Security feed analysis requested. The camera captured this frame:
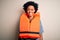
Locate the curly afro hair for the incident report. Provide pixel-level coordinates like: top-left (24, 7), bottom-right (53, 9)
top-left (23, 1), bottom-right (38, 13)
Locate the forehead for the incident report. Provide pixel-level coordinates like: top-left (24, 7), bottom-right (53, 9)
top-left (27, 5), bottom-right (35, 9)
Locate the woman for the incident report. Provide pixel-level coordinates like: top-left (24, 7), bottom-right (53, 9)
top-left (19, 1), bottom-right (44, 40)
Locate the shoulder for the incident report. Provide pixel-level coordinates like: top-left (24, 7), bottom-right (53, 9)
top-left (34, 12), bottom-right (40, 18)
top-left (35, 12), bottom-right (40, 16)
top-left (20, 13), bottom-right (27, 19)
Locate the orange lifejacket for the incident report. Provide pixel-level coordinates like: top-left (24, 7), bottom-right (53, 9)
top-left (19, 12), bottom-right (40, 38)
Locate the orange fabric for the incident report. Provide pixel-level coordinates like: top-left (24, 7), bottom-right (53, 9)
top-left (19, 34), bottom-right (40, 38)
top-left (19, 12), bottom-right (40, 38)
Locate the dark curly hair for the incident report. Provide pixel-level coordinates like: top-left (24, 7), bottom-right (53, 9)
top-left (23, 1), bottom-right (38, 13)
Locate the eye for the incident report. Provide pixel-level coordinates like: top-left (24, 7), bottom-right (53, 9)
top-left (31, 9), bottom-right (34, 11)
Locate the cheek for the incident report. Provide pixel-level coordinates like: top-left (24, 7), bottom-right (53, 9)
top-left (27, 11), bottom-right (29, 13)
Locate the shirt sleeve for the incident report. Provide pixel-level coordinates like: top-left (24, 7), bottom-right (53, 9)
top-left (39, 21), bottom-right (44, 34)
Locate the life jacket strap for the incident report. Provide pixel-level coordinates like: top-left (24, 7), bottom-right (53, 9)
top-left (20, 32), bottom-right (39, 34)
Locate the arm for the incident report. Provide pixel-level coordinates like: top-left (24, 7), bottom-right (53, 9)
top-left (39, 21), bottom-right (44, 40)
top-left (39, 34), bottom-right (43, 40)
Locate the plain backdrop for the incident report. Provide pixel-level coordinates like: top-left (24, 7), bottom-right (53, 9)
top-left (0, 0), bottom-right (60, 40)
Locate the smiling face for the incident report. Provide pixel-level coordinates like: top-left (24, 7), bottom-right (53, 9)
top-left (27, 5), bottom-right (35, 17)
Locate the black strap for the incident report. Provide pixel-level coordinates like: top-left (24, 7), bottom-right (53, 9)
top-left (20, 32), bottom-right (39, 34)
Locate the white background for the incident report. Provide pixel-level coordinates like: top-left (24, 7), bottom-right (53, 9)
top-left (0, 0), bottom-right (60, 40)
